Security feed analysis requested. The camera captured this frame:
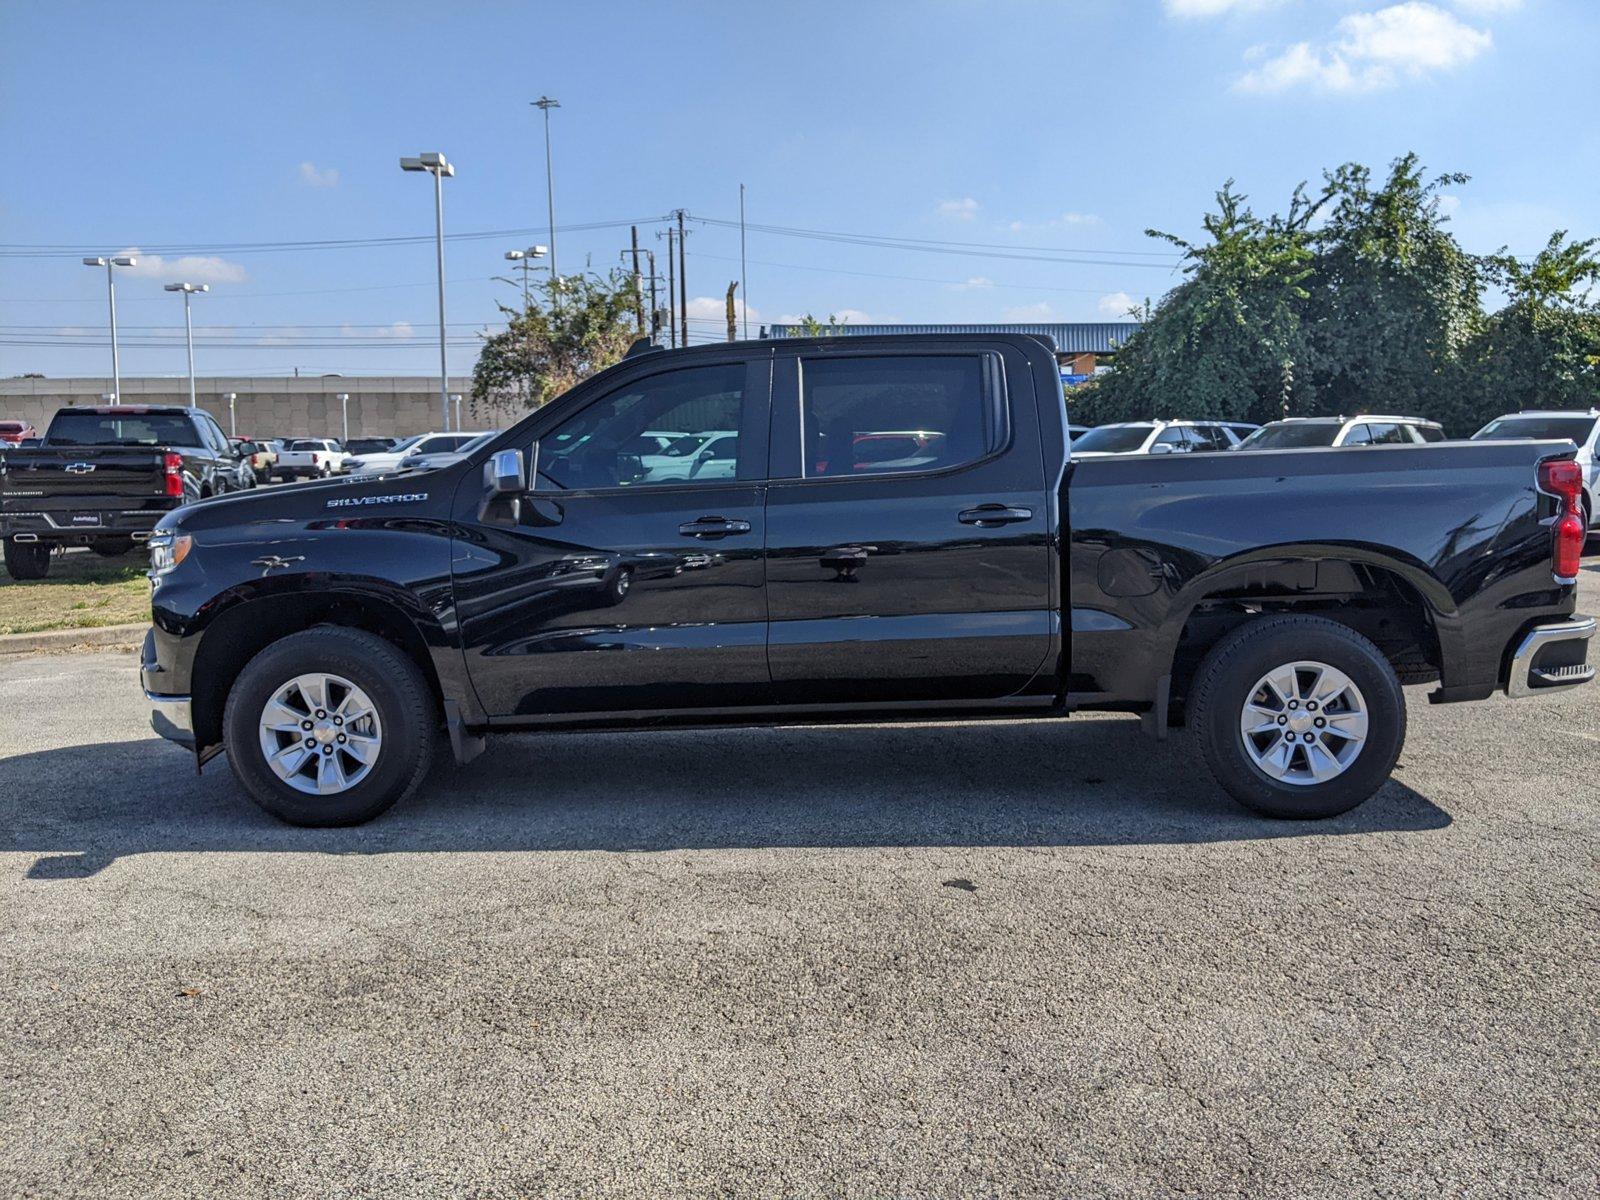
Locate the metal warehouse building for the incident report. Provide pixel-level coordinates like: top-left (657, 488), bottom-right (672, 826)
top-left (760, 321), bottom-right (1143, 383)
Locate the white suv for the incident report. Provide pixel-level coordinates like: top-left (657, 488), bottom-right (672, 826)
top-left (1472, 410), bottom-right (1599, 530)
top-left (1235, 415), bottom-right (1446, 451)
top-left (1071, 420), bottom-right (1259, 457)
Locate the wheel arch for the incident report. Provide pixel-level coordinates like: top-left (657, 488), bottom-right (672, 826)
top-left (1157, 546), bottom-right (1457, 720)
top-left (189, 587), bottom-right (445, 752)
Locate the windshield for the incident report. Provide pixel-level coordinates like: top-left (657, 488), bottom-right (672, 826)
top-left (1472, 416), bottom-right (1598, 444)
top-left (1237, 423), bottom-right (1341, 449)
top-left (287, 440), bottom-right (328, 451)
top-left (1072, 425), bottom-right (1154, 454)
top-left (46, 412), bottom-right (199, 447)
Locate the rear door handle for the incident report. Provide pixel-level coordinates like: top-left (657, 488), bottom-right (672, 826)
top-left (958, 504), bottom-right (1033, 527)
top-left (678, 516), bottom-right (751, 539)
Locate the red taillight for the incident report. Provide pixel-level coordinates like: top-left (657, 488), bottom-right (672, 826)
top-left (163, 452), bottom-right (184, 498)
top-left (1538, 459), bottom-right (1584, 583)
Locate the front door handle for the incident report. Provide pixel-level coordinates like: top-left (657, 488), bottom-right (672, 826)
top-left (958, 504), bottom-right (1033, 527)
top-left (678, 516), bottom-right (751, 539)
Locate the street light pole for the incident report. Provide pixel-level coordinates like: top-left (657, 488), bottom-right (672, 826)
top-left (337, 393), bottom-right (350, 443)
top-left (164, 282), bottom-right (209, 409)
top-left (532, 97), bottom-right (560, 285)
top-left (224, 392), bottom-right (237, 437)
top-left (82, 256), bottom-right (137, 399)
top-left (400, 152), bottom-right (455, 432)
top-left (451, 393), bottom-right (463, 433)
top-left (502, 246), bottom-right (548, 309)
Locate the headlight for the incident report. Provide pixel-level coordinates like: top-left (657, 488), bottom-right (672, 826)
top-left (346, 458), bottom-right (366, 470)
top-left (148, 531), bottom-right (193, 578)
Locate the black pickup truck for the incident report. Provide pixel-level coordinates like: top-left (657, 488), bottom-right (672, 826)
top-left (139, 335), bottom-right (1594, 827)
top-left (1, 404), bottom-right (245, 578)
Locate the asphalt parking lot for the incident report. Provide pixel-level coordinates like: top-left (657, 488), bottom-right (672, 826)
top-left (2, 560), bottom-right (1597, 1198)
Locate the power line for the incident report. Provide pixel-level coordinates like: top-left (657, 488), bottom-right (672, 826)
top-left (0, 217), bottom-right (671, 260)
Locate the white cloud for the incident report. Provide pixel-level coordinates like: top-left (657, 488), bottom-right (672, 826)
top-left (1436, 193), bottom-right (1462, 216)
top-left (1006, 212), bottom-right (1103, 233)
top-left (1098, 292), bottom-right (1141, 318)
top-left (951, 276), bottom-right (995, 291)
top-left (1235, 3), bottom-right (1494, 94)
top-left (120, 248), bottom-right (248, 285)
top-left (1449, 0), bottom-right (1521, 13)
top-left (1166, 0), bottom-right (1283, 17)
top-left (936, 197), bottom-right (980, 221)
top-left (1002, 301), bottom-right (1055, 322)
top-left (298, 161), bottom-right (340, 188)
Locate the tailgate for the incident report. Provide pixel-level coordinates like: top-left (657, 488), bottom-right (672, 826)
top-left (0, 446), bottom-right (169, 513)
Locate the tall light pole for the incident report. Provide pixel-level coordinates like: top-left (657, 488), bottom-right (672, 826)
top-left (82, 256), bottom-right (137, 399)
top-left (163, 282), bottom-right (209, 409)
top-left (451, 393), bottom-right (463, 433)
top-left (224, 392), bottom-right (237, 436)
top-left (337, 393), bottom-right (350, 443)
top-left (739, 184), bottom-right (749, 339)
top-left (502, 246), bottom-right (548, 308)
top-left (400, 151), bottom-right (455, 432)
top-left (532, 97), bottom-right (560, 286)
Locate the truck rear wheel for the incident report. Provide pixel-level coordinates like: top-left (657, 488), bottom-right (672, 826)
top-left (222, 626), bottom-right (437, 826)
top-left (1188, 615), bottom-right (1405, 820)
top-left (4, 538), bottom-right (51, 580)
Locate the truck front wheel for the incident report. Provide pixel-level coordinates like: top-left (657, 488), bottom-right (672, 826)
top-left (222, 626), bottom-right (437, 826)
top-left (1188, 615), bottom-right (1405, 820)
top-left (3, 538), bottom-right (51, 580)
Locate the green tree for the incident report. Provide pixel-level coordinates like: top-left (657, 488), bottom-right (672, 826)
top-left (1466, 231), bottom-right (1600, 424)
top-left (1299, 154), bottom-right (1484, 430)
top-left (1081, 181), bottom-right (1325, 426)
top-left (790, 313), bottom-right (852, 336)
top-left (472, 270), bottom-right (639, 414)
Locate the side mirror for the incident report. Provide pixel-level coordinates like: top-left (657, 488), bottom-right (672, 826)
top-left (484, 448), bottom-right (526, 495)
top-left (1149, 442), bottom-right (1175, 455)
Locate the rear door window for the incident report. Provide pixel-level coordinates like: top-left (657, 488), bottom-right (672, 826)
top-left (799, 355), bottom-right (999, 478)
top-left (1340, 424), bottom-right (1374, 446)
top-left (1365, 423), bottom-right (1409, 444)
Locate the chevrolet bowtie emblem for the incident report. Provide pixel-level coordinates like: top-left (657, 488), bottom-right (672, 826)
top-left (65, 462), bottom-right (96, 475)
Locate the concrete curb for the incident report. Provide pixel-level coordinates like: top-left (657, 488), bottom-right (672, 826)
top-left (0, 622), bottom-right (145, 656)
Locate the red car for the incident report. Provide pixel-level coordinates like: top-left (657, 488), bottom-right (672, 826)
top-left (0, 420), bottom-right (38, 445)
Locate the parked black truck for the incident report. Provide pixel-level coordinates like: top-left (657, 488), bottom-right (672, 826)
top-left (1, 404), bottom-right (246, 578)
top-left (140, 335), bottom-right (1594, 826)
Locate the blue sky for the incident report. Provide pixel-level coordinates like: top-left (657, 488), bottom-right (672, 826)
top-left (2, 0), bottom-right (1595, 378)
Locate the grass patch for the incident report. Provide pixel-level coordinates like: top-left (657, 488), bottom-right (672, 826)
top-left (0, 550), bottom-right (149, 636)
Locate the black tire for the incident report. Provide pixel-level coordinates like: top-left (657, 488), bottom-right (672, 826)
top-left (223, 626), bottom-right (438, 826)
top-left (1189, 615), bottom-right (1405, 820)
top-left (3, 538), bottom-right (51, 580)
top-left (605, 566), bottom-right (633, 606)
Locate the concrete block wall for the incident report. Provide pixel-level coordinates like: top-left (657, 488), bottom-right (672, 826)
top-left (0, 376), bottom-right (505, 440)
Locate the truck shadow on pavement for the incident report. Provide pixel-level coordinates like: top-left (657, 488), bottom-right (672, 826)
top-left (4, 719), bottom-right (1451, 879)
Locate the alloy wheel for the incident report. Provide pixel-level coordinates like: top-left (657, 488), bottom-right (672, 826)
top-left (1238, 660), bottom-right (1369, 786)
top-left (257, 672), bottom-right (383, 795)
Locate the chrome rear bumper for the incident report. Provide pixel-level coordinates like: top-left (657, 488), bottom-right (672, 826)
top-left (1505, 616), bottom-right (1596, 699)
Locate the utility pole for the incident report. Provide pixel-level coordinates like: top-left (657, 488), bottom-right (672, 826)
top-left (739, 184), bottom-right (749, 339)
top-left (675, 209), bottom-right (689, 348)
top-left (629, 226), bottom-right (644, 334)
top-left (725, 282), bottom-right (738, 342)
top-left (659, 226), bottom-right (677, 348)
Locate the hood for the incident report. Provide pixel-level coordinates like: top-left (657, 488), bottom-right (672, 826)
top-left (155, 469), bottom-right (454, 534)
